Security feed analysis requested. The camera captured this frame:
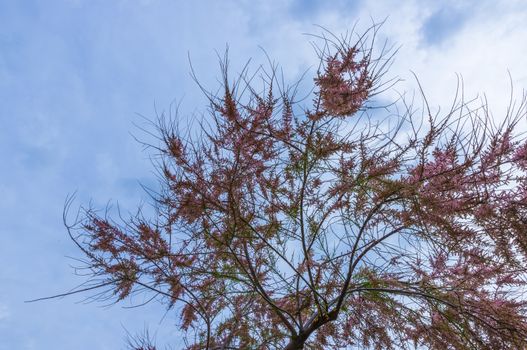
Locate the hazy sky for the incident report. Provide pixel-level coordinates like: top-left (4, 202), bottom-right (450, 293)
top-left (1, 1), bottom-right (527, 349)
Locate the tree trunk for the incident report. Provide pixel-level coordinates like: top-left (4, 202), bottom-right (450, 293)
top-left (284, 334), bottom-right (308, 350)
top-left (284, 310), bottom-right (338, 349)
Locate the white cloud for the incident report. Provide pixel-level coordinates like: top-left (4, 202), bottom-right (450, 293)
top-left (278, 0), bottom-right (527, 127)
top-left (191, 0), bottom-right (527, 125)
top-left (0, 304), bottom-right (10, 322)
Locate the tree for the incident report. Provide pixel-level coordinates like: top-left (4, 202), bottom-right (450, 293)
top-left (64, 25), bottom-right (527, 349)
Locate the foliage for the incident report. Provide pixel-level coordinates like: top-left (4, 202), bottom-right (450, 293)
top-left (65, 25), bottom-right (527, 349)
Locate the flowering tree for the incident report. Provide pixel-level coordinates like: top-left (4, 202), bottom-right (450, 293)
top-left (65, 26), bottom-right (527, 349)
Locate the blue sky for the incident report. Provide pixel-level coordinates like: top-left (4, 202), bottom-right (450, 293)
top-left (1, 1), bottom-right (527, 349)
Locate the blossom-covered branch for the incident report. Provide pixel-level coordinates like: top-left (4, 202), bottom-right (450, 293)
top-left (64, 23), bottom-right (527, 349)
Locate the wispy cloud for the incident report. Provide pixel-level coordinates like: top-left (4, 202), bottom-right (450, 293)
top-left (0, 304), bottom-right (9, 322)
